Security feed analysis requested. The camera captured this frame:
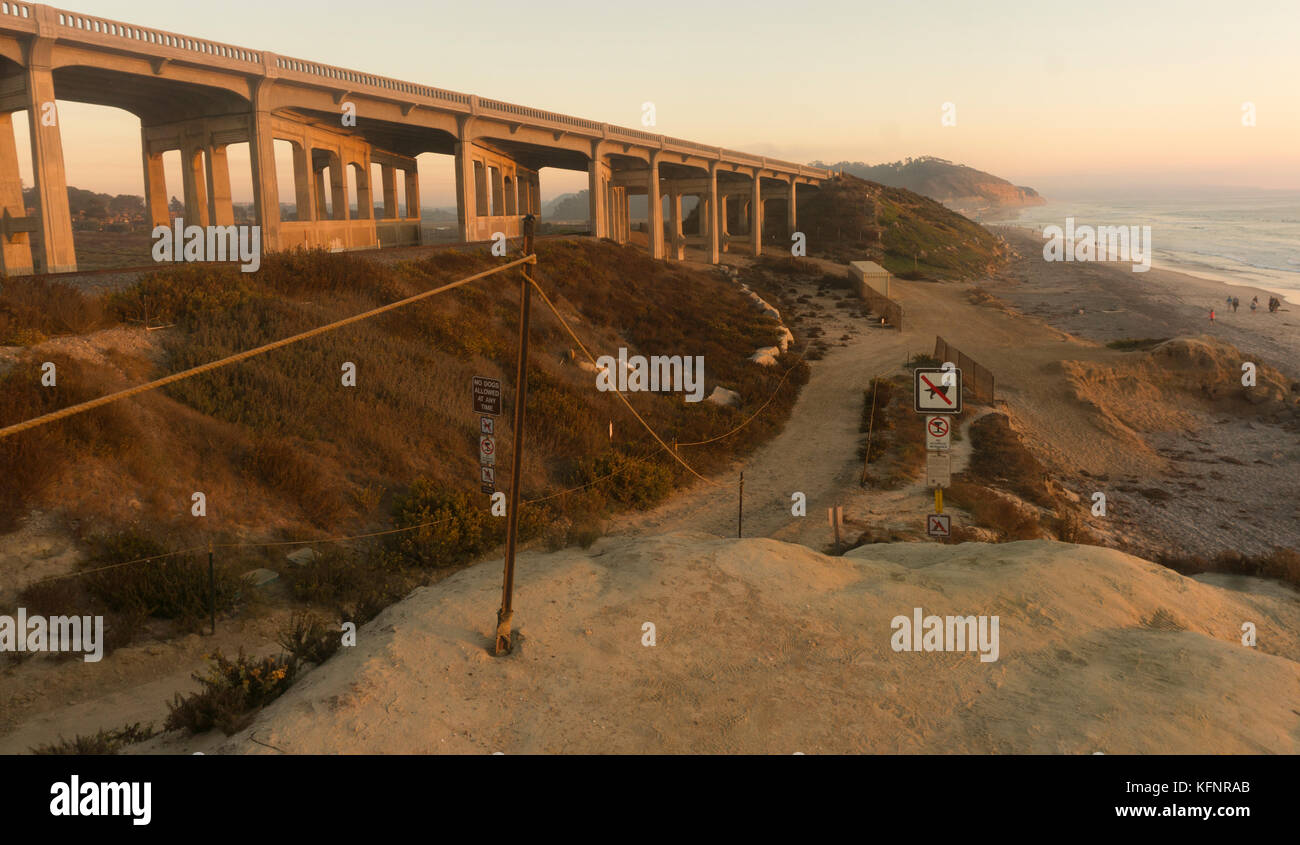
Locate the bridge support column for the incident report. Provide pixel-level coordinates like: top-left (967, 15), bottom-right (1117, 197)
top-left (24, 61), bottom-right (76, 273)
top-left (453, 127), bottom-right (476, 241)
top-left (354, 165), bottom-right (372, 220)
top-left (404, 166), bottom-right (420, 222)
top-left (588, 153), bottom-right (609, 239)
top-left (292, 143), bottom-right (316, 222)
top-left (647, 151), bottom-right (663, 259)
top-left (381, 165), bottom-right (397, 219)
top-left (142, 144), bottom-right (168, 229)
top-left (787, 180), bottom-right (798, 234)
top-left (206, 145), bottom-right (234, 227)
top-left (249, 83), bottom-right (281, 250)
top-left (707, 163), bottom-right (720, 264)
top-left (327, 154), bottom-right (347, 220)
top-left (182, 148), bottom-right (210, 227)
top-left (751, 171), bottom-right (763, 257)
top-left (0, 112), bottom-right (33, 276)
top-left (313, 167), bottom-right (329, 219)
top-left (667, 190), bottom-right (684, 260)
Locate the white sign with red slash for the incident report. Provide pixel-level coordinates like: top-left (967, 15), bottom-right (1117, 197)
top-left (914, 367), bottom-right (962, 414)
top-left (926, 415), bottom-right (951, 451)
top-left (926, 514), bottom-right (951, 537)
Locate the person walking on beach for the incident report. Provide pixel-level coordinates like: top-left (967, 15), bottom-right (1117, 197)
top-left (1210, 308), bottom-right (1216, 324)
top-left (1251, 295), bottom-right (1259, 312)
top-left (1232, 296), bottom-right (1240, 312)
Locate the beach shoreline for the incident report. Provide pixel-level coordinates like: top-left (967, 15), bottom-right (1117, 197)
top-left (989, 227), bottom-right (1300, 378)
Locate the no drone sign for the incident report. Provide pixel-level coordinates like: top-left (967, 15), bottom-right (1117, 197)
top-left (914, 367), bottom-right (962, 414)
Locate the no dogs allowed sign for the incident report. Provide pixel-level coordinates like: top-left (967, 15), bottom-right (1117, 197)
top-left (914, 367), bottom-right (962, 414)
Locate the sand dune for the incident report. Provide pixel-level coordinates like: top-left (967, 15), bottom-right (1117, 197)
top-left (147, 533), bottom-right (1300, 755)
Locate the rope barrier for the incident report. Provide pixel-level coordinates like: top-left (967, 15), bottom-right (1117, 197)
top-left (0, 255), bottom-right (536, 441)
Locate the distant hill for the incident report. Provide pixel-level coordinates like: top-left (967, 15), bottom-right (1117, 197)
top-left (793, 173), bottom-right (1008, 278)
top-left (543, 191), bottom-right (590, 222)
top-left (811, 156), bottom-right (1045, 216)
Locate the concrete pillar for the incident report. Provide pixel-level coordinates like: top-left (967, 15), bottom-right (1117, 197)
top-left (249, 82), bottom-right (282, 250)
top-left (141, 140), bottom-right (168, 229)
top-left (617, 187), bottom-right (628, 243)
top-left (182, 148), bottom-right (210, 227)
top-left (0, 111), bottom-right (33, 275)
top-left (353, 164), bottom-right (372, 220)
top-left (588, 153), bottom-right (608, 239)
top-left (787, 180), bottom-right (798, 234)
top-left (329, 155), bottom-right (348, 221)
top-left (380, 165), bottom-right (397, 219)
top-left (647, 151), bottom-right (663, 259)
top-left (205, 144), bottom-right (234, 226)
top-left (707, 164), bottom-right (720, 264)
top-left (292, 142), bottom-right (315, 222)
top-left (453, 138), bottom-right (476, 240)
top-left (314, 167), bottom-right (328, 219)
top-left (668, 190), bottom-right (684, 260)
top-left (751, 171), bottom-right (763, 257)
top-left (404, 167), bottom-right (420, 221)
top-left (24, 59), bottom-right (76, 272)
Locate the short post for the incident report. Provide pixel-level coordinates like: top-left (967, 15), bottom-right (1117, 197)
top-left (737, 472), bottom-right (744, 538)
top-left (496, 214), bottom-right (536, 656)
top-left (208, 542), bottom-right (215, 636)
top-left (935, 487), bottom-right (943, 514)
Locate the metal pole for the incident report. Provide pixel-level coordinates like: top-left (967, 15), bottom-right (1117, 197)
top-left (737, 472), bottom-right (744, 538)
top-left (208, 542), bottom-right (215, 635)
top-left (496, 214), bottom-right (536, 656)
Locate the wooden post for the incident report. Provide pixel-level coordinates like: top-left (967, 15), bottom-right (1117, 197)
top-left (496, 214), bottom-right (536, 656)
top-left (208, 542), bottom-right (215, 636)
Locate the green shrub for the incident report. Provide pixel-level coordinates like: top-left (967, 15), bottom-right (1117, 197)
top-left (277, 611), bottom-right (341, 667)
top-left (30, 723), bottom-right (156, 755)
top-left (164, 650), bottom-right (296, 736)
top-left (80, 532), bottom-right (241, 627)
top-left (388, 481), bottom-right (499, 567)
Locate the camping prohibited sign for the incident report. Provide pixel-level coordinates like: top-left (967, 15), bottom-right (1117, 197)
top-left (926, 514), bottom-right (951, 537)
top-left (914, 367), bottom-right (962, 414)
top-left (472, 376), bottom-right (502, 416)
top-left (925, 415), bottom-right (951, 451)
top-left (480, 466), bottom-right (496, 495)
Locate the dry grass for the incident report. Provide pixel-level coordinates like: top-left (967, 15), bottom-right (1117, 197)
top-left (1, 242), bottom-right (810, 667)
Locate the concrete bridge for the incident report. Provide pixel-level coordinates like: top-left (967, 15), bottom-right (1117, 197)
top-left (0, 3), bottom-right (829, 275)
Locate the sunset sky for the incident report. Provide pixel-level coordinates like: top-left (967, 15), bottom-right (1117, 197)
top-left (13, 0), bottom-right (1300, 205)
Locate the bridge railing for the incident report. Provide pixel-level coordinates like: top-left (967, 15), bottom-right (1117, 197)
top-left (50, 6), bottom-right (262, 64)
top-left (0, 4), bottom-right (32, 21)
top-left (273, 55), bottom-right (471, 106)
top-left (477, 97), bottom-right (602, 131)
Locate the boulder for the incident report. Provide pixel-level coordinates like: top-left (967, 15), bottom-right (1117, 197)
top-left (286, 548), bottom-right (319, 567)
top-left (242, 568), bottom-right (280, 587)
top-left (707, 386), bottom-right (742, 407)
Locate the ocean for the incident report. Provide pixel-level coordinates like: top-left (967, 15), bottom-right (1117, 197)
top-left (994, 192), bottom-right (1300, 301)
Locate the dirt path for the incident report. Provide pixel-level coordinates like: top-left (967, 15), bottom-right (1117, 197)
top-left (614, 256), bottom-right (1127, 548)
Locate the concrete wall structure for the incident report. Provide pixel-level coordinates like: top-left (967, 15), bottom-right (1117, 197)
top-left (0, 4), bottom-right (829, 275)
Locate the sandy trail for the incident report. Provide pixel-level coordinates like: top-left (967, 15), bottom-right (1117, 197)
top-left (615, 254), bottom-right (1130, 549)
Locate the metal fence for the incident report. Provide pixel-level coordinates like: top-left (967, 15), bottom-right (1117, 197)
top-left (933, 336), bottom-right (995, 403)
